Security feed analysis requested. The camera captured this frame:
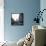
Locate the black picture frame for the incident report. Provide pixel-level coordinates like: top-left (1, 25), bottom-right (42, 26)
top-left (11, 13), bottom-right (24, 25)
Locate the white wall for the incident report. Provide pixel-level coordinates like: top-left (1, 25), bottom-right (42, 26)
top-left (0, 0), bottom-right (4, 42)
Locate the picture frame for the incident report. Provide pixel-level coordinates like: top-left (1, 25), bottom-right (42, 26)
top-left (11, 13), bottom-right (24, 25)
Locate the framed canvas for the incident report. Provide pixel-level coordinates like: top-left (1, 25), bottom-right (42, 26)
top-left (11, 13), bottom-right (24, 25)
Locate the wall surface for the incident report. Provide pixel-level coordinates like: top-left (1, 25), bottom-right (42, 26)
top-left (0, 0), bottom-right (4, 42)
top-left (40, 0), bottom-right (46, 27)
top-left (4, 0), bottom-right (40, 42)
